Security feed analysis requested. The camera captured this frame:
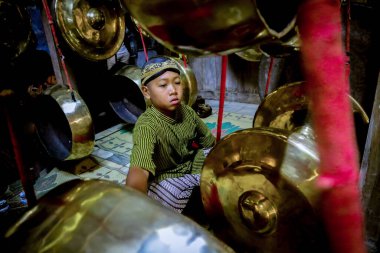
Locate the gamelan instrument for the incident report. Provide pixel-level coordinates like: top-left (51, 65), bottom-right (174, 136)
top-left (120, 0), bottom-right (300, 56)
top-left (33, 84), bottom-right (95, 160)
top-left (5, 179), bottom-right (235, 253)
top-left (53, 0), bottom-right (125, 61)
top-left (253, 81), bottom-right (369, 131)
top-left (201, 127), bottom-right (329, 253)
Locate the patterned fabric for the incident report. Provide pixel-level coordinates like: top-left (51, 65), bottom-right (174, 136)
top-left (141, 58), bottom-right (179, 85)
top-left (130, 104), bottom-right (215, 182)
top-left (148, 174), bottom-right (200, 213)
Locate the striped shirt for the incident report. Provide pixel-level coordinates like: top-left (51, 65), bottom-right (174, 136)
top-left (130, 103), bottom-right (215, 182)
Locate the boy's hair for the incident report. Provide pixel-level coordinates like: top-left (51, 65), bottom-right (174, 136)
top-left (141, 56), bottom-right (180, 86)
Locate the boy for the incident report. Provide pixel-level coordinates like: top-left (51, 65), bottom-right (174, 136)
top-left (126, 56), bottom-right (215, 214)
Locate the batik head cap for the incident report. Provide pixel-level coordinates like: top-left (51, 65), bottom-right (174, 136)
top-left (141, 57), bottom-right (180, 85)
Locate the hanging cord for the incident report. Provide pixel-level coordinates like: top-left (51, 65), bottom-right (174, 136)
top-left (264, 56), bottom-right (274, 97)
top-left (216, 55), bottom-right (228, 142)
top-left (41, 0), bottom-right (74, 92)
top-left (138, 25), bottom-right (149, 62)
top-left (182, 54), bottom-right (187, 68)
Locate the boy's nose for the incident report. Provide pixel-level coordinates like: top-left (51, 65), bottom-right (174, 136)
top-left (169, 84), bottom-right (177, 95)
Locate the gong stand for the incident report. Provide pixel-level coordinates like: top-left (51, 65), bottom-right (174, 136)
top-left (216, 56), bottom-right (227, 142)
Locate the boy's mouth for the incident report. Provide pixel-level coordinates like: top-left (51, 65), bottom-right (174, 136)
top-left (170, 98), bottom-right (180, 105)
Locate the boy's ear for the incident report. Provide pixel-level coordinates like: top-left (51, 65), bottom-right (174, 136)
top-left (141, 85), bottom-right (150, 99)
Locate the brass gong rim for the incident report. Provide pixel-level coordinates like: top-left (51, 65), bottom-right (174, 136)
top-left (54, 0), bottom-right (125, 61)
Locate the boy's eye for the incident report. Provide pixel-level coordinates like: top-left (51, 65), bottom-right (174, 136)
top-left (159, 83), bottom-right (167, 87)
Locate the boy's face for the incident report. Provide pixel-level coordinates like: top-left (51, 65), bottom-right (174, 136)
top-left (142, 70), bottom-right (183, 117)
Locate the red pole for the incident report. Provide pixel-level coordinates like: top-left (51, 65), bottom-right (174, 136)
top-left (216, 56), bottom-right (227, 142)
top-left (3, 103), bottom-right (37, 207)
top-left (264, 56), bottom-right (274, 96)
top-left (298, 0), bottom-right (366, 253)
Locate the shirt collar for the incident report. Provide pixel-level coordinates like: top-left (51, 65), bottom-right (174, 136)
top-left (151, 104), bottom-right (183, 125)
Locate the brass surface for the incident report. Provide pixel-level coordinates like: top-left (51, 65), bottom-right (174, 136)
top-left (235, 26), bottom-right (300, 62)
top-left (34, 85), bottom-right (95, 160)
top-left (115, 64), bottom-right (142, 87)
top-left (5, 179), bottom-right (234, 253)
top-left (121, 0), bottom-right (299, 55)
top-left (235, 44), bottom-right (263, 62)
top-left (54, 0), bottom-right (125, 61)
top-left (0, 0), bottom-right (33, 61)
top-left (201, 127), bottom-right (326, 252)
top-left (253, 81), bottom-right (369, 131)
top-left (172, 56), bottom-right (198, 106)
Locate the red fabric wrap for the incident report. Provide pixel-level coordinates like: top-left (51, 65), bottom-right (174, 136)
top-left (298, 0), bottom-right (366, 252)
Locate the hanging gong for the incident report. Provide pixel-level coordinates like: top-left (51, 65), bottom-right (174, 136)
top-left (253, 81), bottom-right (369, 131)
top-left (0, 0), bottom-right (34, 62)
top-left (110, 65), bottom-right (146, 124)
top-left (120, 0), bottom-right (300, 56)
top-left (54, 0), bottom-right (125, 61)
top-left (33, 84), bottom-right (95, 161)
top-left (5, 179), bottom-right (235, 253)
top-left (201, 128), bottom-right (329, 253)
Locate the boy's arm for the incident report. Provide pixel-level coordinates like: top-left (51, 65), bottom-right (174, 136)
top-left (126, 166), bottom-right (149, 193)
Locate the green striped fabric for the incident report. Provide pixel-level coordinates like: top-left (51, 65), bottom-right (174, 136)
top-left (130, 103), bottom-right (215, 182)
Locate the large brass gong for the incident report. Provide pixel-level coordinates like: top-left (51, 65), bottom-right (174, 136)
top-left (33, 85), bottom-right (95, 160)
top-left (121, 0), bottom-right (300, 55)
top-left (5, 179), bottom-right (234, 253)
top-left (253, 81), bottom-right (369, 131)
top-left (54, 0), bottom-right (125, 61)
top-left (201, 127), bottom-right (328, 253)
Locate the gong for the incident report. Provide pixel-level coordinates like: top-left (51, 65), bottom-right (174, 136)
top-left (121, 0), bottom-right (300, 55)
top-left (5, 179), bottom-right (235, 253)
top-left (33, 84), bottom-right (95, 161)
top-left (201, 127), bottom-right (329, 253)
top-left (54, 0), bottom-right (125, 61)
top-left (110, 65), bottom-right (146, 124)
top-left (253, 81), bottom-right (369, 131)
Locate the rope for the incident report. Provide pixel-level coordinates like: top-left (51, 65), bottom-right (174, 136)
top-left (41, 0), bottom-right (74, 91)
top-left (216, 55), bottom-right (228, 142)
top-left (138, 25), bottom-right (149, 62)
